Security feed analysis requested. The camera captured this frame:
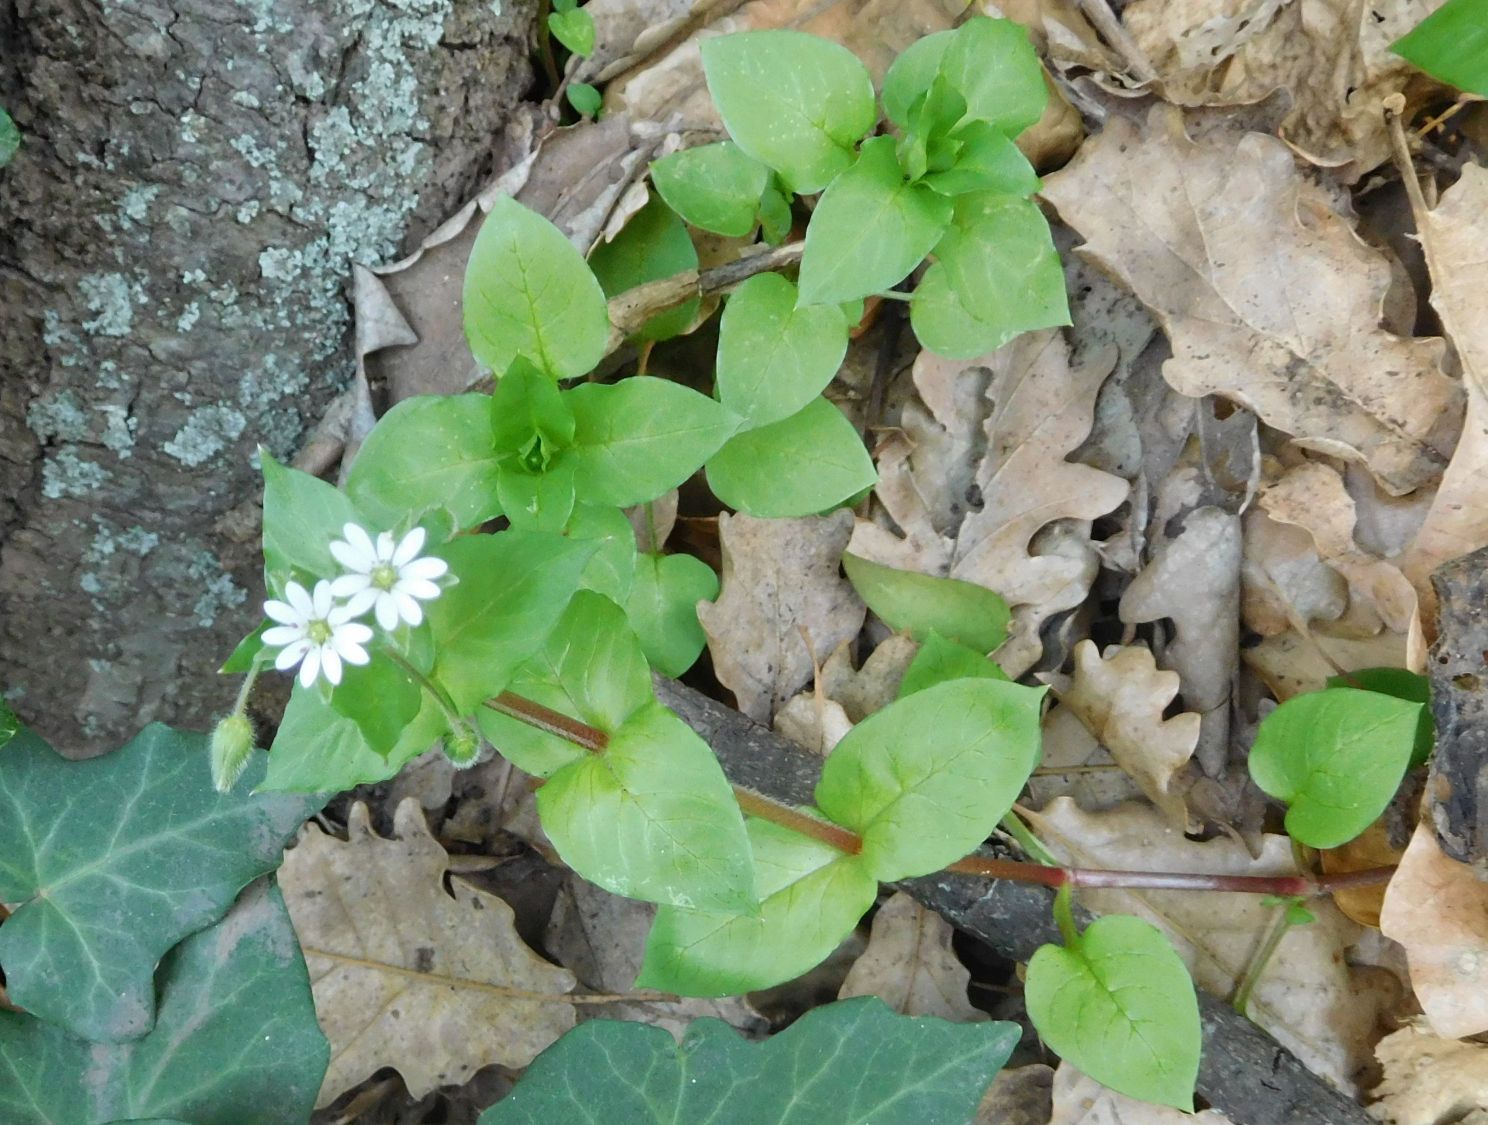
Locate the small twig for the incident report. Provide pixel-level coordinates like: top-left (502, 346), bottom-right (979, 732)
top-left (1074, 0), bottom-right (1159, 85)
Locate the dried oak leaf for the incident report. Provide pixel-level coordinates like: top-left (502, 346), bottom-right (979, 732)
top-left (1022, 798), bottom-right (1396, 1091)
top-left (699, 510), bottom-right (866, 723)
top-left (1400, 165), bottom-right (1488, 631)
top-left (1120, 0), bottom-right (1446, 180)
top-left (1371, 1023), bottom-right (1488, 1125)
top-left (1054, 640), bottom-right (1200, 829)
top-left (280, 800), bottom-right (577, 1108)
top-left (837, 891), bottom-right (985, 1022)
top-left (1380, 821), bottom-right (1488, 1040)
top-left (1041, 107), bottom-right (1458, 496)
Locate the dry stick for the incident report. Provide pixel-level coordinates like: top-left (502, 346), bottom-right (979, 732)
top-left (650, 677), bottom-right (1375, 1125)
top-left (486, 689), bottom-right (1391, 900)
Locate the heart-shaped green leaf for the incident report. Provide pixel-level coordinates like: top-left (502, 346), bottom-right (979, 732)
top-left (650, 142), bottom-right (771, 238)
top-left (624, 551), bottom-right (718, 677)
top-left (0, 726), bottom-right (321, 1042)
top-left (547, 5), bottom-right (594, 56)
top-left (638, 817), bottom-right (876, 996)
top-left (479, 995), bottom-right (1018, 1124)
top-left (881, 18), bottom-right (1046, 136)
top-left (1248, 686), bottom-right (1421, 848)
top-left (1392, 0), bottom-right (1488, 97)
top-left (843, 552), bottom-right (1010, 653)
top-left (1025, 914), bottom-right (1201, 1111)
top-left (0, 880), bottom-right (328, 1125)
top-left (815, 678), bottom-right (1044, 881)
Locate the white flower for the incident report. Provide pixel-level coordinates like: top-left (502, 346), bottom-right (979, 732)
top-left (262, 580), bottom-right (373, 688)
top-left (328, 523), bottom-right (449, 631)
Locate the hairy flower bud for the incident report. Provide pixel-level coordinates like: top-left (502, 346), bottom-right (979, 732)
top-left (210, 713), bottom-right (256, 793)
top-left (444, 724), bottom-right (481, 768)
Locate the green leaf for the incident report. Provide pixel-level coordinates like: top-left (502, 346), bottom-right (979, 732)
top-left (1326, 667), bottom-right (1434, 767)
top-left (548, 5), bottom-right (595, 56)
top-left (882, 18), bottom-right (1047, 136)
top-left (538, 700), bottom-right (755, 912)
top-left (898, 632), bottom-right (1008, 699)
top-left (261, 451), bottom-right (361, 580)
top-left (1248, 687), bottom-right (1421, 848)
top-left (1392, 0), bottom-right (1488, 96)
top-left (815, 678), bottom-right (1044, 881)
top-left (261, 683), bottom-right (447, 793)
top-left (637, 817), bottom-right (877, 996)
top-left (491, 355), bottom-right (576, 459)
top-left (428, 531), bottom-right (597, 713)
top-left (923, 123), bottom-right (1040, 197)
top-left (797, 137), bottom-right (953, 306)
top-left (330, 653), bottom-right (423, 756)
top-left (463, 195), bottom-right (611, 380)
top-left (0, 881), bottom-right (327, 1125)
top-left (842, 552), bottom-right (1010, 652)
top-left (911, 192), bottom-right (1069, 359)
top-left (479, 995), bottom-right (1018, 1125)
top-left (706, 397), bottom-right (875, 518)
top-left (565, 377), bottom-right (739, 507)
top-left (650, 142), bottom-right (770, 238)
top-left (478, 590), bottom-right (653, 778)
top-left (588, 195), bottom-right (700, 342)
top-left (625, 551), bottom-right (719, 677)
top-left (0, 698), bottom-right (18, 750)
top-left (0, 725), bottom-right (321, 1042)
top-left (567, 502), bottom-right (639, 603)
top-left (716, 273), bottom-right (850, 429)
top-left (220, 619), bottom-right (269, 673)
top-left (497, 459), bottom-right (577, 532)
top-left (0, 108), bottom-right (18, 168)
top-left (1025, 915), bottom-right (1201, 1111)
top-left (758, 182), bottom-right (794, 244)
top-left (567, 81), bottom-right (603, 118)
top-left (347, 394), bottom-right (503, 533)
top-left (700, 30), bottom-right (876, 193)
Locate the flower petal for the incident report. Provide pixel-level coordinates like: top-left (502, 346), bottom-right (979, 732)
top-left (275, 639), bottom-right (311, 670)
top-left (311, 580), bottom-right (335, 618)
top-left (330, 573), bottom-right (372, 598)
top-left (336, 622), bottom-right (374, 645)
top-left (331, 589), bottom-right (377, 623)
top-left (264, 598), bottom-right (300, 625)
top-left (392, 526), bottom-right (427, 567)
top-left (334, 633), bottom-right (370, 664)
top-left (284, 582), bottom-right (314, 618)
top-left (343, 523), bottom-right (377, 562)
top-left (330, 539), bottom-right (373, 573)
top-left (376, 531), bottom-right (396, 561)
top-left (299, 648), bottom-right (321, 688)
top-left (399, 578), bottom-right (443, 602)
top-left (401, 556), bottom-right (448, 581)
top-left (395, 591), bottom-right (424, 627)
top-left (375, 592), bottom-right (401, 632)
top-left (321, 647), bottom-right (343, 686)
top-left (262, 625), bottom-right (306, 647)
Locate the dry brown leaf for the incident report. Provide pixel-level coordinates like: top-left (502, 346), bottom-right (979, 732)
top-left (1241, 507), bottom-right (1349, 637)
top-left (1120, 0), bottom-right (1444, 180)
top-left (1243, 626), bottom-right (1408, 702)
top-left (852, 330), bottom-right (1128, 677)
top-left (1321, 819), bottom-right (1404, 929)
top-left (837, 891), bottom-right (985, 1021)
top-left (1042, 108), bottom-right (1458, 496)
top-left (1399, 166), bottom-right (1488, 630)
top-left (1261, 461), bottom-right (1418, 638)
top-left (1023, 798), bottom-right (1394, 1090)
top-left (1048, 1060), bottom-right (1235, 1123)
top-left (976, 1064), bottom-right (1055, 1125)
top-left (1029, 704), bottom-right (1146, 812)
top-left (698, 510), bottom-right (865, 722)
top-left (1120, 506), bottom-right (1240, 774)
top-left (1055, 640), bottom-right (1200, 828)
top-left (545, 874), bottom-right (766, 1038)
top-left (819, 633), bottom-right (919, 721)
top-left (280, 801), bottom-right (577, 1107)
top-left (773, 691), bottom-right (854, 756)
top-left (1371, 1023), bottom-right (1488, 1125)
top-left (1380, 821), bottom-right (1488, 1040)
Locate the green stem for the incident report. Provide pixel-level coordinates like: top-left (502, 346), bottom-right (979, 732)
top-left (1001, 809), bottom-right (1059, 865)
top-left (382, 647), bottom-right (469, 737)
top-left (1052, 883), bottom-right (1080, 947)
top-left (232, 657), bottom-right (265, 716)
top-left (1231, 897), bottom-right (1302, 1016)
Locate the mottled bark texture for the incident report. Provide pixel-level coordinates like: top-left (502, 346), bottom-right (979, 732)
top-left (0, 0), bottom-right (537, 752)
top-left (1428, 547), bottom-right (1488, 871)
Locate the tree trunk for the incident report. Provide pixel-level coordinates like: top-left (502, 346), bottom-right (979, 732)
top-left (0, 0), bottom-right (538, 752)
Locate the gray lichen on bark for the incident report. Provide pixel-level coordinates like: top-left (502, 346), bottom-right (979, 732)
top-left (0, 0), bottom-right (537, 751)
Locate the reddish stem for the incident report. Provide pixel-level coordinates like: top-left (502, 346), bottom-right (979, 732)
top-left (486, 690), bottom-right (1398, 898)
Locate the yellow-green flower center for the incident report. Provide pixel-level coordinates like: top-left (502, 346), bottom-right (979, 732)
top-left (372, 563), bottom-right (399, 591)
top-left (307, 619), bottom-right (333, 645)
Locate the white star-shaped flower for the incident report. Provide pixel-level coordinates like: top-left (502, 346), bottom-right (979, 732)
top-left (263, 579), bottom-right (373, 688)
top-left (328, 523), bottom-right (449, 631)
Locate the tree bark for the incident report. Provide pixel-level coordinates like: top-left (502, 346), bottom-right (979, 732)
top-left (0, 0), bottom-right (537, 752)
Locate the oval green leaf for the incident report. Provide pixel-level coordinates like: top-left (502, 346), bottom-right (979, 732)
top-left (1248, 686), bottom-right (1421, 848)
top-left (842, 552), bottom-right (1010, 653)
top-left (897, 632), bottom-right (1008, 699)
top-left (588, 195), bottom-right (700, 342)
top-left (261, 451), bottom-right (361, 582)
top-left (463, 195), bottom-right (610, 380)
top-left (624, 551), bottom-right (719, 677)
top-left (705, 397), bottom-right (874, 518)
top-left (1025, 915), bottom-right (1201, 1112)
top-left (651, 142), bottom-right (771, 238)
top-left (814, 678), bottom-right (1044, 881)
top-left (700, 30), bottom-right (876, 193)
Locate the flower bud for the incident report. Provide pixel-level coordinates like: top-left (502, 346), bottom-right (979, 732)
top-left (210, 713), bottom-right (256, 793)
top-left (444, 724), bottom-right (481, 768)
